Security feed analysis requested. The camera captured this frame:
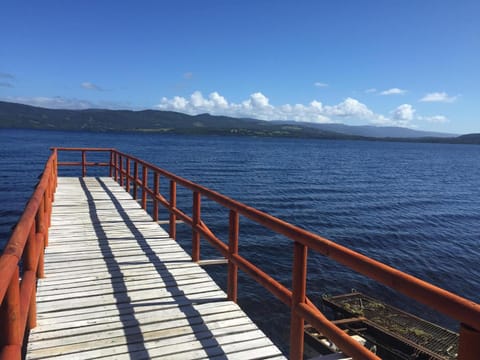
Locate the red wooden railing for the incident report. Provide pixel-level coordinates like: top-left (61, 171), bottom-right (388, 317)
top-left (0, 149), bottom-right (57, 360)
top-left (1, 147), bottom-right (480, 360)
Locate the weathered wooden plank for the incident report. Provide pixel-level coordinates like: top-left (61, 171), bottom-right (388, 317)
top-left (36, 276), bottom-right (216, 302)
top-left (36, 283), bottom-right (224, 314)
top-left (34, 301), bottom-right (237, 331)
top-left (27, 177), bottom-right (285, 360)
top-left (29, 322), bottom-right (265, 359)
top-left (35, 293), bottom-right (226, 325)
top-left (28, 311), bottom-right (253, 354)
top-left (30, 303), bottom-right (248, 342)
top-left (36, 268), bottom-right (210, 292)
top-left (36, 264), bottom-right (205, 285)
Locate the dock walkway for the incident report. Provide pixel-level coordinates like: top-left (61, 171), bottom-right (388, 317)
top-left (27, 177), bottom-right (285, 360)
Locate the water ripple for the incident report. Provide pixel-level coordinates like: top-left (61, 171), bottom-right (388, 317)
top-left (1, 129), bottom-right (480, 353)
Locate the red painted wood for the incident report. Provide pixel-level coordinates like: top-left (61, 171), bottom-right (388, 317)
top-left (153, 173), bottom-right (159, 222)
top-left (290, 242), bottom-right (307, 360)
top-left (192, 192), bottom-right (201, 262)
top-left (0, 267), bottom-right (21, 348)
top-left (142, 166), bottom-right (148, 210)
top-left (227, 210), bottom-right (239, 302)
top-left (169, 181), bottom-right (177, 239)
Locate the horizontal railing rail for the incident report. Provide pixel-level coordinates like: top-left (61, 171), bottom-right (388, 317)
top-left (9, 147), bottom-right (479, 360)
top-left (0, 150), bottom-right (57, 360)
top-left (53, 147), bottom-right (113, 177)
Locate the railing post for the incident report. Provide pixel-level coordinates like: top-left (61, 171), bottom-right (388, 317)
top-left (24, 223), bottom-right (37, 329)
top-left (109, 151), bottom-right (114, 178)
top-left (458, 324), bottom-right (480, 360)
top-left (116, 153), bottom-right (121, 182)
top-left (141, 166), bottom-right (148, 210)
top-left (133, 161), bottom-right (139, 200)
top-left (227, 210), bottom-right (239, 302)
top-left (113, 153), bottom-right (118, 181)
top-left (119, 155), bottom-right (124, 187)
top-left (81, 150), bottom-right (86, 177)
top-left (0, 267), bottom-right (22, 348)
top-left (192, 192), bottom-right (201, 262)
top-left (169, 180), bottom-right (177, 240)
top-left (290, 241), bottom-right (308, 360)
top-left (52, 148), bottom-right (58, 199)
top-left (43, 192), bottom-right (49, 247)
top-left (45, 179), bottom-right (52, 230)
top-left (126, 158), bottom-right (131, 193)
top-left (36, 198), bottom-right (46, 279)
top-left (53, 154), bottom-right (57, 191)
top-left (153, 172), bottom-right (159, 222)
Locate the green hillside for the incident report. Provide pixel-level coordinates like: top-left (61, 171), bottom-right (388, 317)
top-left (1, 101), bottom-right (479, 144)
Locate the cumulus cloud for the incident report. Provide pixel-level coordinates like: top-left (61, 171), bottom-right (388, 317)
top-left (314, 82), bottom-right (328, 87)
top-left (419, 92), bottom-right (457, 103)
top-left (391, 104), bottom-right (415, 125)
top-left (157, 91), bottom-right (334, 123)
top-left (380, 88), bottom-right (407, 95)
top-left (156, 91), bottom-right (399, 124)
top-left (81, 82), bottom-right (103, 91)
top-left (324, 98), bottom-right (372, 118)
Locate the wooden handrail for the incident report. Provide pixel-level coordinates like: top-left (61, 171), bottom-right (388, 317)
top-left (29, 147), bottom-right (480, 359)
top-left (0, 150), bottom-right (57, 360)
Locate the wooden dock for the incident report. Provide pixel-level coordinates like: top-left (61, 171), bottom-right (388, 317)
top-left (26, 177), bottom-right (285, 359)
top-left (1, 147), bottom-right (475, 360)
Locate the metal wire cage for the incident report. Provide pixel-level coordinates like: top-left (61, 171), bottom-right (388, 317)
top-left (323, 292), bottom-right (459, 360)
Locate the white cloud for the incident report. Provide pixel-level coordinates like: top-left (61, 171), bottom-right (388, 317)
top-left (209, 91), bottom-right (228, 108)
top-left (4, 96), bottom-right (94, 109)
top-left (249, 92), bottom-right (272, 108)
top-left (81, 82), bottom-right (103, 91)
top-left (392, 104), bottom-right (415, 124)
top-left (420, 115), bottom-right (449, 123)
top-left (168, 96), bottom-right (188, 110)
top-left (380, 88), bottom-right (407, 95)
top-left (419, 92), bottom-right (457, 103)
top-left (157, 91), bottom-right (335, 123)
top-left (2, 96), bottom-right (131, 110)
top-left (365, 88), bottom-right (377, 93)
top-left (156, 91), bottom-right (398, 124)
top-left (325, 98), bottom-right (371, 118)
top-left (314, 82), bottom-right (328, 87)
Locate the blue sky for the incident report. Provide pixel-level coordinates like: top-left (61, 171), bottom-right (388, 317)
top-left (1, 1), bottom-right (478, 133)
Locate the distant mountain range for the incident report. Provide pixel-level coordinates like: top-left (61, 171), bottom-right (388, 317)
top-left (1, 100), bottom-right (479, 144)
top-left (270, 121), bottom-right (457, 138)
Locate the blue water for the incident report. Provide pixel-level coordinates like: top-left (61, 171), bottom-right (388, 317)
top-left (1, 128), bottom-right (479, 352)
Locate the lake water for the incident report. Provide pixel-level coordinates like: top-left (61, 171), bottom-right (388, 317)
top-left (1, 128), bottom-right (479, 353)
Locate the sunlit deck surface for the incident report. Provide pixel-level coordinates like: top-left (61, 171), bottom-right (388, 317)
top-left (27, 177), bottom-right (285, 360)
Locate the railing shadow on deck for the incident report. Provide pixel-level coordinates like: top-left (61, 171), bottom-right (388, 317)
top-left (78, 176), bottom-right (228, 358)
